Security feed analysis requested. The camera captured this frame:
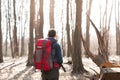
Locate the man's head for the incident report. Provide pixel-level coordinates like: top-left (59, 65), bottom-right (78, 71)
top-left (48, 29), bottom-right (56, 37)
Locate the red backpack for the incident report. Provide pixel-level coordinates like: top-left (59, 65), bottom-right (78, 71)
top-left (34, 39), bottom-right (59, 71)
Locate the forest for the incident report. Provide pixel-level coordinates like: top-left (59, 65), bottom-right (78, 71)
top-left (0, 0), bottom-right (120, 80)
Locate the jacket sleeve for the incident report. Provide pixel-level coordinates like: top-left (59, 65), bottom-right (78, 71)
top-left (54, 43), bottom-right (63, 65)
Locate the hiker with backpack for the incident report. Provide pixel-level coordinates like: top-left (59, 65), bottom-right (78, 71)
top-left (34, 29), bottom-right (63, 80)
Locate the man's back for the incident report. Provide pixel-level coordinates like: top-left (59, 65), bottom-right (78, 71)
top-left (41, 29), bottom-right (63, 80)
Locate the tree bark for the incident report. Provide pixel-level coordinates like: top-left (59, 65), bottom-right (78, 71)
top-left (37, 0), bottom-right (44, 39)
top-left (85, 0), bottom-right (92, 58)
top-left (20, 26), bottom-right (25, 56)
top-left (13, 0), bottom-right (19, 57)
top-left (118, 1), bottom-right (120, 55)
top-left (81, 16), bottom-right (110, 68)
top-left (66, 0), bottom-right (72, 57)
top-left (8, 0), bottom-right (14, 58)
top-left (35, 0), bottom-right (44, 40)
top-left (49, 0), bottom-right (54, 28)
top-left (72, 0), bottom-right (87, 74)
top-left (88, 17), bottom-right (109, 62)
top-left (105, 0), bottom-right (113, 56)
top-left (26, 0), bottom-right (35, 66)
top-left (61, 25), bottom-right (65, 57)
top-left (115, 0), bottom-right (120, 55)
top-left (5, 12), bottom-right (8, 56)
top-left (0, 0), bottom-right (3, 63)
top-left (102, 0), bottom-right (110, 58)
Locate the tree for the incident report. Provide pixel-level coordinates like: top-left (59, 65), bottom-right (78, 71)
top-left (81, 16), bottom-right (109, 67)
top-left (38, 0), bottom-right (44, 38)
top-left (72, 0), bottom-right (87, 74)
top-left (5, 24), bottom-right (8, 56)
top-left (66, 0), bottom-right (72, 57)
top-left (97, 0), bottom-right (113, 59)
top-left (20, 26), bottom-right (26, 56)
top-left (0, 0), bottom-right (3, 63)
top-left (82, 16), bottom-right (120, 79)
top-left (8, 0), bottom-right (14, 58)
top-left (100, 0), bottom-right (110, 58)
top-left (26, 0), bottom-right (35, 66)
top-left (85, 0), bottom-right (92, 57)
top-left (20, 0), bottom-right (26, 56)
top-left (5, 1), bottom-right (9, 56)
top-left (104, 0), bottom-right (113, 56)
top-left (13, 0), bottom-right (19, 57)
top-left (115, 0), bottom-right (120, 55)
top-left (49, 0), bottom-right (54, 28)
top-left (35, 0), bottom-right (44, 40)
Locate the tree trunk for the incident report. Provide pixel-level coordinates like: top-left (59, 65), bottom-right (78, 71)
top-left (116, 27), bottom-right (119, 55)
top-left (118, 1), bottom-right (120, 56)
top-left (36, 0), bottom-right (44, 39)
top-left (5, 2), bottom-right (9, 56)
top-left (39, 0), bottom-right (44, 38)
top-left (5, 20), bottom-right (8, 56)
top-left (81, 16), bottom-right (111, 69)
top-left (8, 0), bottom-right (14, 58)
top-left (0, 0), bottom-right (3, 63)
top-left (116, 26), bottom-right (119, 55)
top-left (49, 0), bottom-right (54, 28)
top-left (35, 0), bottom-right (44, 43)
top-left (72, 0), bottom-right (87, 74)
top-left (26, 0), bottom-right (35, 66)
top-left (0, 26), bottom-right (3, 63)
top-left (20, 26), bottom-right (25, 56)
top-left (105, 1), bottom-right (113, 56)
top-left (66, 0), bottom-right (72, 57)
top-left (88, 17), bottom-right (109, 62)
top-left (85, 0), bottom-right (92, 58)
top-left (13, 0), bottom-right (19, 57)
top-left (115, 0), bottom-right (120, 55)
top-left (102, 0), bottom-right (110, 59)
top-left (35, 0), bottom-right (44, 40)
top-left (61, 25), bottom-right (65, 57)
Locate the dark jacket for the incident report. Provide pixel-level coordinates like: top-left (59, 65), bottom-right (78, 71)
top-left (48, 37), bottom-right (63, 65)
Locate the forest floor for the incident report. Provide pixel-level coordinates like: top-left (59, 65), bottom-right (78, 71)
top-left (0, 55), bottom-right (120, 80)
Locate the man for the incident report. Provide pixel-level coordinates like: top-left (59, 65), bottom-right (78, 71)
top-left (41, 29), bottom-right (63, 80)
